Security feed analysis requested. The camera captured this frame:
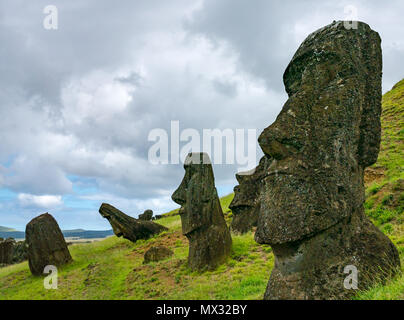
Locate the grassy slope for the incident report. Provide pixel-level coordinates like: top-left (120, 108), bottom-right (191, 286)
top-left (0, 197), bottom-right (274, 300)
top-left (355, 79), bottom-right (404, 299)
top-left (0, 80), bottom-right (403, 300)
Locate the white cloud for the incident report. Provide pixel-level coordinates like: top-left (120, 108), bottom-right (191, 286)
top-left (61, 71), bottom-right (135, 125)
top-left (18, 193), bottom-right (63, 209)
top-left (0, 0), bottom-right (403, 229)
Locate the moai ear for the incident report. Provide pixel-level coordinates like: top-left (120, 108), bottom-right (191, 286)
top-left (358, 30), bottom-right (382, 168)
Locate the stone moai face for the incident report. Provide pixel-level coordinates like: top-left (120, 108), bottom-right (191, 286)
top-left (172, 153), bottom-right (217, 236)
top-left (229, 156), bottom-right (271, 233)
top-left (172, 152), bottom-right (232, 271)
top-left (255, 21), bottom-right (382, 244)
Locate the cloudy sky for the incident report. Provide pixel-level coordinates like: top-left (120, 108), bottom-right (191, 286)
top-left (0, 0), bottom-right (403, 230)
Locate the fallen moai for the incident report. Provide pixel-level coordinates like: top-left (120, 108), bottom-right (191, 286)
top-left (99, 203), bottom-right (167, 243)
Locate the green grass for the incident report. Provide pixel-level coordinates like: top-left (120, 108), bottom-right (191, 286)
top-left (0, 216), bottom-right (272, 300)
top-left (358, 79), bottom-right (404, 300)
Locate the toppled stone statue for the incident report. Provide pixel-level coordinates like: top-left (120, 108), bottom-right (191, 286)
top-left (139, 209), bottom-right (153, 221)
top-left (229, 156), bottom-right (271, 234)
top-left (0, 238), bottom-right (15, 264)
top-left (99, 203), bottom-right (167, 243)
top-left (26, 213), bottom-right (72, 276)
top-left (255, 21), bottom-right (400, 299)
top-left (0, 238), bottom-right (28, 266)
top-left (12, 240), bottom-right (28, 264)
top-left (172, 153), bottom-right (232, 271)
top-left (143, 246), bottom-right (173, 264)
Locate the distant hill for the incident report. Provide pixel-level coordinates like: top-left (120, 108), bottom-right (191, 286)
top-left (0, 226), bottom-right (16, 232)
top-left (0, 229), bottom-right (113, 240)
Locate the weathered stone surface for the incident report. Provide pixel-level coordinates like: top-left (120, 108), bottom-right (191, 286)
top-left (26, 213), bottom-right (72, 276)
top-left (0, 238), bottom-right (16, 264)
top-left (172, 153), bottom-right (232, 271)
top-left (12, 240), bottom-right (28, 264)
top-left (139, 209), bottom-right (153, 221)
top-left (255, 21), bottom-right (400, 299)
top-left (143, 246), bottom-right (173, 264)
top-left (99, 203), bottom-right (167, 243)
top-left (229, 156), bottom-right (271, 234)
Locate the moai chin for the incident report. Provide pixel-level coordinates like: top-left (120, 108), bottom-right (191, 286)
top-left (255, 21), bottom-right (400, 299)
top-left (172, 152), bottom-right (232, 271)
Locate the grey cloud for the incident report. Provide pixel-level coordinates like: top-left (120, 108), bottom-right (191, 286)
top-left (0, 0), bottom-right (403, 228)
top-left (185, 0), bottom-right (404, 93)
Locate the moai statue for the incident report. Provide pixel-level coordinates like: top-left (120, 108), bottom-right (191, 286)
top-left (26, 213), bottom-right (72, 276)
top-left (229, 156), bottom-right (271, 234)
top-left (172, 152), bottom-right (232, 271)
top-left (99, 203), bottom-right (167, 243)
top-left (139, 209), bottom-right (153, 221)
top-left (255, 21), bottom-right (400, 299)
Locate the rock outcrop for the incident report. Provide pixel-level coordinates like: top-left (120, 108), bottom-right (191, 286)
top-left (143, 246), bottom-right (173, 264)
top-left (99, 203), bottom-right (167, 243)
top-left (229, 156), bottom-right (271, 234)
top-left (12, 240), bottom-right (28, 264)
top-left (255, 21), bottom-right (400, 299)
top-left (0, 238), bottom-right (15, 264)
top-left (172, 152), bottom-right (232, 271)
top-left (26, 213), bottom-right (72, 276)
top-left (139, 209), bottom-right (153, 221)
top-left (0, 238), bottom-right (28, 266)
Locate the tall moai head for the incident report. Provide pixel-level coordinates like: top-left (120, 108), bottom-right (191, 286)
top-left (172, 152), bottom-right (232, 271)
top-left (172, 152), bottom-right (220, 235)
top-left (256, 21), bottom-right (383, 244)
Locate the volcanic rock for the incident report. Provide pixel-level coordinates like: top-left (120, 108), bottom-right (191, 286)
top-left (143, 246), bottom-right (173, 264)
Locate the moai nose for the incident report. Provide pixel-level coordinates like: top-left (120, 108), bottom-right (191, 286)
top-left (171, 186), bottom-right (185, 205)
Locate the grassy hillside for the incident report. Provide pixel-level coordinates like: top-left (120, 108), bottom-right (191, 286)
top-left (355, 79), bottom-right (404, 299)
top-left (0, 196), bottom-right (275, 300)
top-left (0, 80), bottom-right (403, 300)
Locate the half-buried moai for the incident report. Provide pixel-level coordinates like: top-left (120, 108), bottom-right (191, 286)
top-left (172, 153), bottom-right (232, 271)
top-left (255, 21), bottom-right (400, 299)
top-left (139, 209), bottom-right (153, 221)
top-left (229, 156), bottom-right (271, 234)
top-left (26, 213), bottom-right (72, 276)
